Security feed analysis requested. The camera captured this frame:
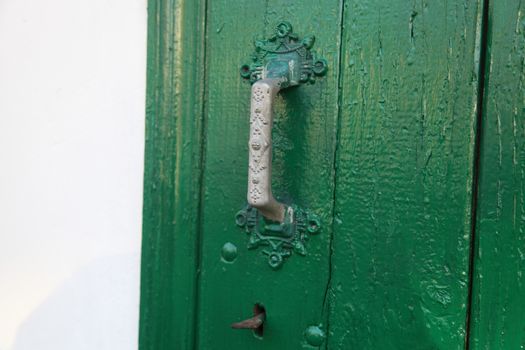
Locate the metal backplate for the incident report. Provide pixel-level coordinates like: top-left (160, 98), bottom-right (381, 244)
top-left (240, 21), bottom-right (328, 86)
top-left (235, 205), bottom-right (321, 269)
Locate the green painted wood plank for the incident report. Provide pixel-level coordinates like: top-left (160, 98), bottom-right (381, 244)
top-left (469, 1), bottom-right (525, 348)
top-left (195, 1), bottom-right (342, 349)
top-left (328, 1), bottom-right (484, 348)
top-left (138, 0), bottom-right (207, 349)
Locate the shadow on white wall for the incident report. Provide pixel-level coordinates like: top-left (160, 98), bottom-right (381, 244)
top-left (12, 254), bottom-right (140, 350)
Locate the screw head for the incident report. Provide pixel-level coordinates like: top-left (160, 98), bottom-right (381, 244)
top-left (304, 325), bottom-right (325, 346)
top-left (240, 64), bottom-right (251, 78)
top-left (307, 216), bottom-right (321, 234)
top-left (276, 22), bottom-right (292, 38)
top-left (221, 242), bottom-right (238, 263)
top-left (312, 59), bottom-right (328, 76)
top-left (267, 253), bottom-right (283, 269)
top-left (235, 211), bottom-right (247, 227)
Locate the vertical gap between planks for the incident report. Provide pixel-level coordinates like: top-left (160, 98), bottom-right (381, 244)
top-left (465, 0), bottom-right (491, 348)
top-left (192, 0), bottom-right (209, 348)
top-left (322, 0), bottom-right (347, 347)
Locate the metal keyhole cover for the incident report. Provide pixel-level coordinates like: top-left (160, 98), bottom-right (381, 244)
top-left (236, 22), bottom-right (327, 269)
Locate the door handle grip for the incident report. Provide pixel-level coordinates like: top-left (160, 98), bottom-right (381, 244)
top-left (247, 77), bottom-right (287, 222)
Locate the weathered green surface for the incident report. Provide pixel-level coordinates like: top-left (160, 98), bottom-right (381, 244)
top-left (195, 1), bottom-right (342, 348)
top-left (327, 1), bottom-right (483, 349)
top-left (469, 1), bottom-right (525, 348)
top-left (138, 0), bottom-right (206, 349)
top-left (138, 0), bottom-right (525, 348)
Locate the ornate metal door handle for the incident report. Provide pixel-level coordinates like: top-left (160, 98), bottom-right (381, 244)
top-left (235, 23), bottom-right (327, 269)
top-left (241, 22), bottom-right (327, 222)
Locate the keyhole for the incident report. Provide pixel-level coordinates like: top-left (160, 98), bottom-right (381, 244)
top-left (252, 303), bottom-right (265, 337)
top-left (231, 303), bottom-right (266, 338)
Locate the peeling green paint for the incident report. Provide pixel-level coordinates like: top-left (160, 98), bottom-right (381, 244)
top-left (326, 1), bottom-right (485, 348)
top-left (139, 0), bottom-right (525, 349)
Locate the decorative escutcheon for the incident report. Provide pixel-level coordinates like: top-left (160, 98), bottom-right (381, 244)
top-left (235, 205), bottom-right (321, 270)
top-left (240, 21), bottom-right (328, 86)
top-left (236, 22), bottom-right (327, 269)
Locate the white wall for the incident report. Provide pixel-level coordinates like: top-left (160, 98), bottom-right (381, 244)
top-left (0, 0), bottom-right (147, 349)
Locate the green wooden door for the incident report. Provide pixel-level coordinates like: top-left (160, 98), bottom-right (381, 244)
top-left (195, 1), bottom-right (341, 349)
top-left (139, 0), bottom-right (525, 349)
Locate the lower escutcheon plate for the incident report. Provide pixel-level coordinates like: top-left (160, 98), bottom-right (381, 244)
top-left (235, 205), bottom-right (321, 269)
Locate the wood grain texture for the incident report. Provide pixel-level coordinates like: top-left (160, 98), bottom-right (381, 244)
top-left (195, 1), bottom-right (342, 349)
top-left (469, 1), bottom-right (525, 348)
top-left (327, 1), bottom-right (483, 348)
top-left (138, 0), bottom-right (206, 349)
